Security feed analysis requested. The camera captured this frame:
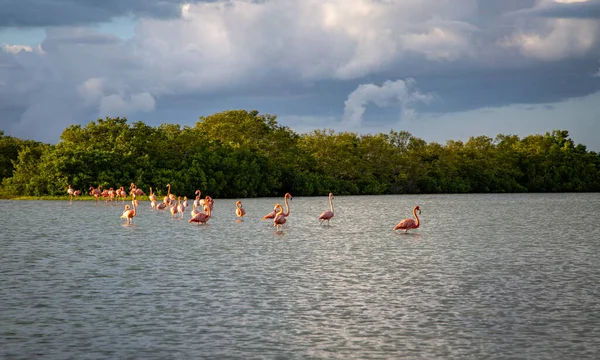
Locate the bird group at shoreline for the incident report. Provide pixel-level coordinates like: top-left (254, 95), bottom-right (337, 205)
top-left (68, 183), bottom-right (421, 233)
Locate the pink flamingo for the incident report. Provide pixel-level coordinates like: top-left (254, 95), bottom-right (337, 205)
top-left (203, 196), bottom-right (214, 210)
top-left (394, 206), bottom-right (421, 233)
top-left (149, 187), bottom-right (156, 203)
top-left (170, 197), bottom-right (180, 218)
top-left (67, 185), bottom-right (75, 203)
top-left (121, 194), bottom-right (137, 225)
top-left (101, 188), bottom-right (110, 204)
top-left (117, 186), bottom-right (127, 202)
top-left (130, 183), bottom-right (145, 196)
top-left (193, 190), bottom-right (202, 209)
top-left (236, 200), bottom-right (246, 220)
top-left (163, 184), bottom-right (175, 205)
top-left (89, 186), bottom-right (102, 202)
top-left (108, 187), bottom-right (115, 202)
top-left (177, 196), bottom-right (185, 218)
top-left (318, 192), bottom-right (335, 225)
top-left (188, 203), bottom-right (211, 225)
top-left (149, 187), bottom-right (157, 210)
top-left (273, 203), bottom-right (286, 232)
top-left (262, 193), bottom-right (292, 220)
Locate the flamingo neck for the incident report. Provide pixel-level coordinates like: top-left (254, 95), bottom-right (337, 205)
top-left (283, 195), bottom-right (290, 216)
top-left (414, 208), bottom-right (420, 228)
top-left (329, 195), bottom-right (334, 214)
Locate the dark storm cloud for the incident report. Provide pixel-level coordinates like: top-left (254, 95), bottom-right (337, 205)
top-left (0, 0), bottom-right (211, 27)
top-left (512, 1), bottom-right (600, 19)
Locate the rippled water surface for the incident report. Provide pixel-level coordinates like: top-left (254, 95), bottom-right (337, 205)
top-left (1, 193), bottom-right (600, 359)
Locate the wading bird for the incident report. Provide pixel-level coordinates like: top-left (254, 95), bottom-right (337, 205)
top-left (263, 193), bottom-right (292, 219)
top-left (189, 203), bottom-right (211, 225)
top-left (236, 200), bottom-right (246, 220)
top-left (121, 194), bottom-right (137, 225)
top-left (273, 203), bottom-right (286, 232)
top-left (318, 192), bottom-right (335, 225)
top-left (394, 206), bottom-right (421, 233)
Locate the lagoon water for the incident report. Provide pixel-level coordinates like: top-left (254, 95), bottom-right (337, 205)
top-left (1, 193), bottom-right (599, 359)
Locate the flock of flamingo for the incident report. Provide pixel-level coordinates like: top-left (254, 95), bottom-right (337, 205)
top-left (67, 183), bottom-right (421, 233)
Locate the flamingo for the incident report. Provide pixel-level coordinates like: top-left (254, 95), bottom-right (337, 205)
top-left (117, 186), bottom-right (127, 202)
top-left (73, 189), bottom-right (81, 197)
top-left (156, 202), bottom-right (167, 211)
top-left (149, 187), bottom-right (157, 210)
top-left (193, 190), bottom-right (202, 209)
top-left (101, 188), bottom-right (110, 204)
top-left (273, 203), bottom-right (286, 232)
top-left (130, 183), bottom-right (145, 196)
top-left (89, 186), bottom-right (102, 202)
top-left (394, 206), bottom-right (421, 233)
top-left (188, 203), bottom-right (211, 225)
top-left (262, 204), bottom-right (279, 220)
top-left (149, 187), bottom-right (156, 203)
top-left (318, 192), bottom-right (335, 225)
top-left (108, 187), bottom-right (115, 202)
top-left (182, 196), bottom-right (189, 210)
top-left (163, 184), bottom-right (174, 205)
top-left (67, 185), bottom-right (75, 203)
top-left (121, 194), bottom-right (137, 225)
top-left (236, 200), bottom-right (246, 220)
top-left (170, 197), bottom-right (180, 218)
top-left (177, 196), bottom-right (185, 218)
top-left (203, 196), bottom-right (214, 210)
top-left (262, 193), bottom-right (292, 220)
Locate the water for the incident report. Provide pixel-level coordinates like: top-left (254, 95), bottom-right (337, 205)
top-left (1, 193), bottom-right (599, 359)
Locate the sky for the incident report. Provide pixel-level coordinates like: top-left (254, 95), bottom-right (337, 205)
top-left (1, 0), bottom-right (600, 150)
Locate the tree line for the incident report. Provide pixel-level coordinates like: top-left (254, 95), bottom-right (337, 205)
top-left (1, 110), bottom-right (599, 199)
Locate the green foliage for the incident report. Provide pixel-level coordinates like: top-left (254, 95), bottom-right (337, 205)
top-left (1, 113), bottom-right (599, 198)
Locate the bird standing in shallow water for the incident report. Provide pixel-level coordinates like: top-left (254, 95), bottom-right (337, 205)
top-left (236, 200), bottom-right (246, 220)
top-left (394, 206), bottom-right (421, 233)
top-left (273, 203), bottom-right (286, 232)
top-left (121, 194), bottom-right (137, 225)
top-left (318, 192), bottom-right (335, 225)
top-left (263, 193), bottom-right (292, 219)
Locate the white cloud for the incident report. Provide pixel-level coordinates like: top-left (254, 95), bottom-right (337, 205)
top-left (501, 0), bottom-right (600, 61)
top-left (2, 44), bottom-right (33, 54)
top-left (99, 92), bottom-right (155, 116)
top-left (502, 18), bottom-right (600, 61)
top-left (128, 0), bottom-right (481, 89)
top-left (342, 79), bottom-right (434, 128)
top-left (78, 77), bottom-right (155, 116)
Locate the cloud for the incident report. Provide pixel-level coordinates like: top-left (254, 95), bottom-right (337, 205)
top-left (2, 44), bottom-right (33, 53)
top-left (1, 0), bottom-right (600, 144)
top-left (500, 19), bottom-right (600, 61)
top-left (342, 79), bottom-right (434, 128)
top-left (78, 77), bottom-right (156, 117)
top-left (512, 0), bottom-right (600, 19)
top-left (594, 61), bottom-right (600, 76)
top-left (0, 0), bottom-right (196, 27)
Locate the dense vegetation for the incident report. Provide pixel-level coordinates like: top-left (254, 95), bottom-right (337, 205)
top-left (1, 110), bottom-right (599, 199)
